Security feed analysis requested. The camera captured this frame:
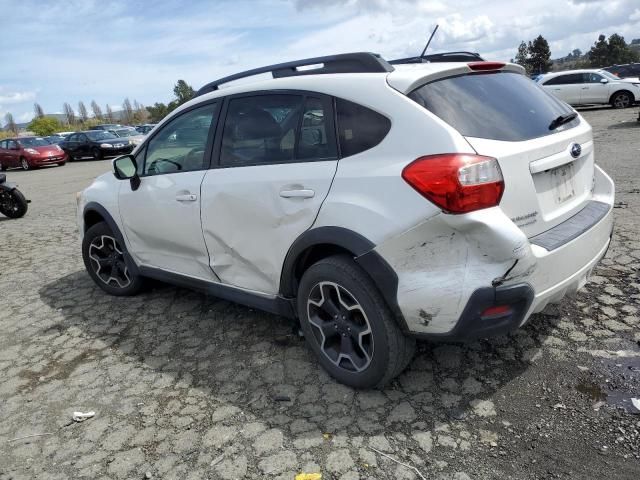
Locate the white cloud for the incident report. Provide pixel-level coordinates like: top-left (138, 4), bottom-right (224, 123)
top-left (0, 90), bottom-right (36, 105)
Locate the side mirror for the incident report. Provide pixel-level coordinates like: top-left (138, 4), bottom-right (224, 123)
top-left (600, 78), bottom-right (608, 84)
top-left (113, 155), bottom-right (141, 190)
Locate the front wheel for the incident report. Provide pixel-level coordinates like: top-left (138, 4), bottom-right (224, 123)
top-left (92, 148), bottom-right (103, 160)
top-left (82, 222), bottom-right (145, 296)
top-left (57, 162), bottom-right (66, 167)
top-left (611, 91), bottom-right (632, 109)
top-left (297, 255), bottom-right (415, 388)
top-left (0, 188), bottom-right (28, 218)
top-left (20, 157), bottom-right (30, 170)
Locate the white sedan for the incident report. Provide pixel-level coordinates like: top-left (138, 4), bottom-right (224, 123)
top-left (538, 69), bottom-right (640, 108)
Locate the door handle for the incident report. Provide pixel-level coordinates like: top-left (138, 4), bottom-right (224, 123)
top-left (279, 189), bottom-right (315, 198)
top-left (175, 193), bottom-right (198, 202)
top-left (581, 87), bottom-right (589, 90)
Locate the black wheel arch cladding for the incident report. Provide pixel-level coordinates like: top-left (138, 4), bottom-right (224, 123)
top-left (279, 226), bottom-right (407, 327)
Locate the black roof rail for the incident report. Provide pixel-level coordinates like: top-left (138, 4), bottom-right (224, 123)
top-left (390, 51), bottom-right (484, 65)
top-left (196, 52), bottom-right (394, 97)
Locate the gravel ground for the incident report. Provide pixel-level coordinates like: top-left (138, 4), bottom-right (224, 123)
top-left (0, 107), bottom-right (639, 480)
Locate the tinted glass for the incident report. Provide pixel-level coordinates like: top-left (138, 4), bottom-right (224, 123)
top-left (585, 73), bottom-right (604, 83)
top-left (221, 95), bottom-right (303, 166)
top-left (298, 97), bottom-right (337, 160)
top-left (409, 71), bottom-right (578, 142)
top-left (144, 103), bottom-right (217, 175)
top-left (19, 137), bottom-right (50, 147)
top-left (544, 74), bottom-right (583, 85)
top-left (86, 131), bottom-right (118, 141)
top-left (336, 98), bottom-right (391, 157)
top-left (0, 141), bottom-right (5, 149)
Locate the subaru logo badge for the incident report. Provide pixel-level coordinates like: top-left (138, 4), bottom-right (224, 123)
top-left (570, 143), bottom-right (581, 158)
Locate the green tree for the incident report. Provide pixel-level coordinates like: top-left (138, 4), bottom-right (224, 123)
top-left (28, 117), bottom-right (61, 136)
top-left (146, 102), bottom-right (170, 122)
top-left (528, 35), bottom-right (552, 74)
top-left (514, 41), bottom-right (531, 74)
top-left (588, 33), bottom-right (638, 67)
top-left (173, 80), bottom-right (195, 106)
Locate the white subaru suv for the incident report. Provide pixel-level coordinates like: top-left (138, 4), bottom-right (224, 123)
top-left (77, 52), bottom-right (615, 388)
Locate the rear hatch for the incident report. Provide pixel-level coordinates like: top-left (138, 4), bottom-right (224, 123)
top-left (404, 66), bottom-right (593, 237)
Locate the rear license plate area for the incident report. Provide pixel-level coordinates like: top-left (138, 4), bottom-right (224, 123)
top-left (550, 162), bottom-right (576, 204)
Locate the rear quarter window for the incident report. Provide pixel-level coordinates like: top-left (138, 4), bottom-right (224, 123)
top-left (409, 71), bottom-right (579, 142)
top-left (336, 98), bottom-right (390, 157)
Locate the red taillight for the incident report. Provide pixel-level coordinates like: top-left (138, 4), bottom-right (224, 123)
top-left (480, 305), bottom-right (513, 319)
top-left (468, 61), bottom-right (505, 71)
top-left (401, 154), bottom-right (504, 214)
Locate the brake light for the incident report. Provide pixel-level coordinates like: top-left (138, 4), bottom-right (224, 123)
top-left (401, 154), bottom-right (504, 214)
top-left (468, 61), bottom-right (505, 71)
top-left (480, 305), bottom-right (512, 319)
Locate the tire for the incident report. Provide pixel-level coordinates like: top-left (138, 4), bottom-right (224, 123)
top-left (82, 221), bottom-right (145, 296)
top-left (20, 157), bottom-right (30, 170)
top-left (0, 188), bottom-right (28, 218)
top-left (0, 161), bottom-right (6, 171)
top-left (611, 91), bottom-right (632, 109)
top-left (57, 162), bottom-right (66, 167)
top-left (297, 254), bottom-right (415, 388)
top-left (92, 148), bottom-right (103, 160)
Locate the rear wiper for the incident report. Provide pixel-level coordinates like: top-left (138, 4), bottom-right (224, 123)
top-left (549, 112), bottom-right (578, 131)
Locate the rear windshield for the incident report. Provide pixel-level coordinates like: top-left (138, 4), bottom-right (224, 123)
top-left (409, 71), bottom-right (579, 142)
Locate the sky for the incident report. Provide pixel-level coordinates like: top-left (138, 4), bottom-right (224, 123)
top-left (1, 0), bottom-right (639, 124)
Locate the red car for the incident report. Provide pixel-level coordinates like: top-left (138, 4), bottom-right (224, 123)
top-left (0, 137), bottom-right (67, 171)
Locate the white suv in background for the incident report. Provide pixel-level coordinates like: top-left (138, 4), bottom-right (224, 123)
top-left (77, 53), bottom-right (615, 388)
top-left (539, 69), bottom-right (640, 108)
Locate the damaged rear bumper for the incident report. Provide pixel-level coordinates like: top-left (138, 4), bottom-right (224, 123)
top-left (373, 166), bottom-right (615, 339)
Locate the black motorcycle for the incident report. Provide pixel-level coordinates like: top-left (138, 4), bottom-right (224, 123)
top-left (0, 174), bottom-right (28, 218)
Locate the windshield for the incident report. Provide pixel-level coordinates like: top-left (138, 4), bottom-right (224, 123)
top-left (86, 131), bottom-right (118, 141)
top-left (114, 129), bottom-right (138, 137)
top-left (19, 137), bottom-right (50, 147)
top-left (409, 71), bottom-right (579, 142)
top-left (599, 70), bottom-right (620, 80)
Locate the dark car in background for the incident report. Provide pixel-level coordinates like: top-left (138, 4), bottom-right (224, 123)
top-left (604, 63), bottom-right (640, 79)
top-left (135, 124), bottom-right (156, 134)
top-left (45, 134), bottom-right (69, 145)
top-left (0, 137), bottom-right (67, 170)
top-left (89, 124), bottom-right (122, 131)
top-left (60, 130), bottom-right (134, 160)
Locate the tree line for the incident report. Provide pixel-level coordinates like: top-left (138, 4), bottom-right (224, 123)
top-left (513, 32), bottom-right (639, 75)
top-left (2, 79), bottom-right (195, 137)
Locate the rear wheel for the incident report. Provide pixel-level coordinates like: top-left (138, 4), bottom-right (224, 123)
top-left (82, 222), bottom-right (145, 296)
top-left (92, 148), bottom-right (103, 160)
top-left (0, 161), bottom-right (6, 171)
top-left (20, 157), bottom-right (30, 170)
top-left (611, 91), bottom-right (632, 109)
top-left (0, 188), bottom-right (28, 218)
top-left (297, 255), bottom-right (415, 388)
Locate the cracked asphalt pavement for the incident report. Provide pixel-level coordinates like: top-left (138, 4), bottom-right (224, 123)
top-left (1, 108), bottom-right (639, 479)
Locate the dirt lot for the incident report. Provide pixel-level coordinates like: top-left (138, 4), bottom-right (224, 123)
top-left (1, 107), bottom-right (639, 480)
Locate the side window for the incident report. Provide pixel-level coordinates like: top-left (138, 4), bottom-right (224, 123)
top-left (585, 73), bottom-right (603, 83)
top-left (297, 97), bottom-right (337, 160)
top-left (79, 134), bottom-right (88, 142)
top-left (8, 140), bottom-right (17, 149)
top-left (144, 103), bottom-right (217, 176)
top-left (221, 94), bottom-right (303, 167)
top-left (336, 98), bottom-right (391, 158)
top-left (0, 141), bottom-right (5, 149)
